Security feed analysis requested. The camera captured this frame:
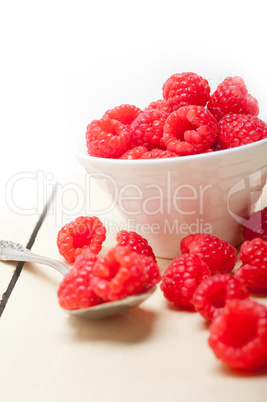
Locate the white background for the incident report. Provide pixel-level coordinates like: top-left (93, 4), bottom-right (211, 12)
top-left (0, 0), bottom-right (266, 185)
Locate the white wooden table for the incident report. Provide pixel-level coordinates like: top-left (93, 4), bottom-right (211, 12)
top-left (0, 166), bottom-right (267, 402)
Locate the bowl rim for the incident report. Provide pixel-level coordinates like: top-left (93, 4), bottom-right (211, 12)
top-left (75, 136), bottom-right (267, 167)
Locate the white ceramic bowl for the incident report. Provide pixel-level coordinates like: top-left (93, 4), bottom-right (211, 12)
top-left (76, 116), bottom-right (267, 259)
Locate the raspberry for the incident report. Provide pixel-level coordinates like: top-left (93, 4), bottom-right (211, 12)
top-left (217, 113), bottom-right (267, 149)
top-left (192, 274), bottom-right (249, 322)
top-left (57, 253), bottom-right (103, 310)
top-left (140, 149), bottom-right (177, 159)
top-left (120, 146), bottom-right (147, 159)
top-left (86, 117), bottom-right (131, 158)
top-left (130, 109), bottom-right (168, 150)
top-left (235, 238), bottom-right (267, 292)
top-left (211, 141), bottom-right (224, 152)
top-left (180, 234), bottom-right (237, 275)
top-left (57, 216), bottom-right (106, 263)
top-left (144, 99), bottom-right (170, 114)
top-left (163, 106), bottom-right (218, 156)
top-left (90, 246), bottom-right (161, 301)
top-left (103, 104), bottom-right (142, 125)
top-left (115, 230), bottom-right (156, 261)
top-left (207, 76), bottom-right (259, 120)
top-left (162, 72), bottom-right (211, 112)
top-left (208, 299), bottom-right (267, 371)
top-left (160, 253), bottom-right (210, 308)
top-left (242, 207), bottom-right (267, 242)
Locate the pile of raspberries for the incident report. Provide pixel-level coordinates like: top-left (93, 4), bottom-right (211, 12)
top-left (85, 73), bottom-right (267, 159)
top-left (56, 210), bottom-right (267, 372)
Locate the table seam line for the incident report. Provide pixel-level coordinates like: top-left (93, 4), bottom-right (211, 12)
top-left (0, 186), bottom-right (57, 318)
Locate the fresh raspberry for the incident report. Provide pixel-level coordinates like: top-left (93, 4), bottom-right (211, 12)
top-left (242, 207), bottom-right (267, 242)
top-left (162, 72), bottom-right (211, 112)
top-left (57, 216), bottom-right (106, 263)
top-left (192, 274), bottom-right (249, 322)
top-left (217, 113), bottom-right (267, 149)
top-left (86, 117), bottom-right (131, 158)
top-left (160, 253), bottom-right (210, 308)
top-left (57, 253), bottom-right (103, 310)
top-left (115, 230), bottom-right (156, 261)
top-left (90, 246), bottom-right (161, 301)
top-left (163, 106), bottom-right (218, 156)
top-left (235, 238), bottom-right (267, 292)
top-left (208, 299), bottom-right (267, 371)
top-left (144, 99), bottom-right (170, 114)
top-left (202, 148), bottom-right (214, 153)
top-left (103, 104), bottom-right (142, 125)
top-left (207, 76), bottom-right (259, 120)
top-left (120, 146), bottom-right (147, 159)
top-left (140, 149), bottom-right (177, 159)
top-left (211, 140), bottom-right (224, 152)
top-left (130, 109), bottom-right (168, 150)
top-left (180, 234), bottom-right (237, 275)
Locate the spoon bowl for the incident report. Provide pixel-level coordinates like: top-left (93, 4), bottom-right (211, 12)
top-left (67, 287), bottom-right (156, 319)
top-left (0, 240), bottom-right (156, 319)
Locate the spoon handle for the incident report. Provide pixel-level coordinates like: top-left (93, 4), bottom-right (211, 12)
top-left (0, 240), bottom-right (69, 276)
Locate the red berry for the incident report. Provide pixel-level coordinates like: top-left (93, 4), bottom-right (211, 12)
top-left (192, 274), bottom-right (249, 322)
top-left (242, 207), bottom-right (267, 242)
top-left (140, 149), bottom-right (177, 159)
top-left (217, 113), bottom-right (267, 149)
top-left (57, 216), bottom-right (106, 263)
top-left (116, 230), bottom-right (156, 261)
top-left (235, 238), bottom-right (267, 292)
top-left (144, 99), bottom-right (170, 114)
top-left (90, 246), bottom-right (161, 301)
top-left (57, 253), bottom-right (103, 310)
top-left (162, 72), bottom-right (211, 112)
top-left (160, 253), bottom-right (210, 308)
top-left (103, 104), bottom-right (142, 125)
top-left (208, 299), bottom-right (267, 371)
top-left (130, 109), bottom-right (168, 150)
top-left (211, 140), bottom-right (224, 152)
top-left (180, 234), bottom-right (237, 275)
top-left (163, 106), bottom-right (218, 156)
top-left (120, 146), bottom-right (147, 159)
top-left (86, 117), bottom-right (131, 158)
top-left (207, 76), bottom-right (259, 121)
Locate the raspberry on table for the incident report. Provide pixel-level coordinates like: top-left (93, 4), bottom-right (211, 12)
top-left (130, 109), bottom-right (168, 150)
top-left (192, 274), bottom-right (249, 322)
top-left (144, 99), bottom-right (170, 114)
top-left (180, 234), bottom-right (237, 276)
top-left (57, 253), bottom-right (103, 310)
top-left (208, 299), bottom-right (267, 371)
top-left (163, 106), bottom-right (218, 156)
top-left (103, 104), bottom-right (143, 126)
top-left (162, 72), bottom-right (211, 112)
top-left (242, 206), bottom-right (267, 241)
top-left (235, 238), bottom-right (267, 293)
top-left (86, 117), bottom-right (131, 158)
top-left (90, 246), bottom-right (161, 301)
top-left (217, 113), bottom-right (267, 149)
top-left (160, 253), bottom-right (210, 308)
top-left (115, 230), bottom-right (156, 261)
top-left (57, 216), bottom-right (106, 263)
top-left (140, 149), bottom-right (177, 159)
top-left (207, 76), bottom-right (259, 120)
top-left (120, 146), bottom-right (147, 159)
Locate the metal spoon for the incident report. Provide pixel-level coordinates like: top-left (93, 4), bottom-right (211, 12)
top-left (0, 240), bottom-right (156, 319)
